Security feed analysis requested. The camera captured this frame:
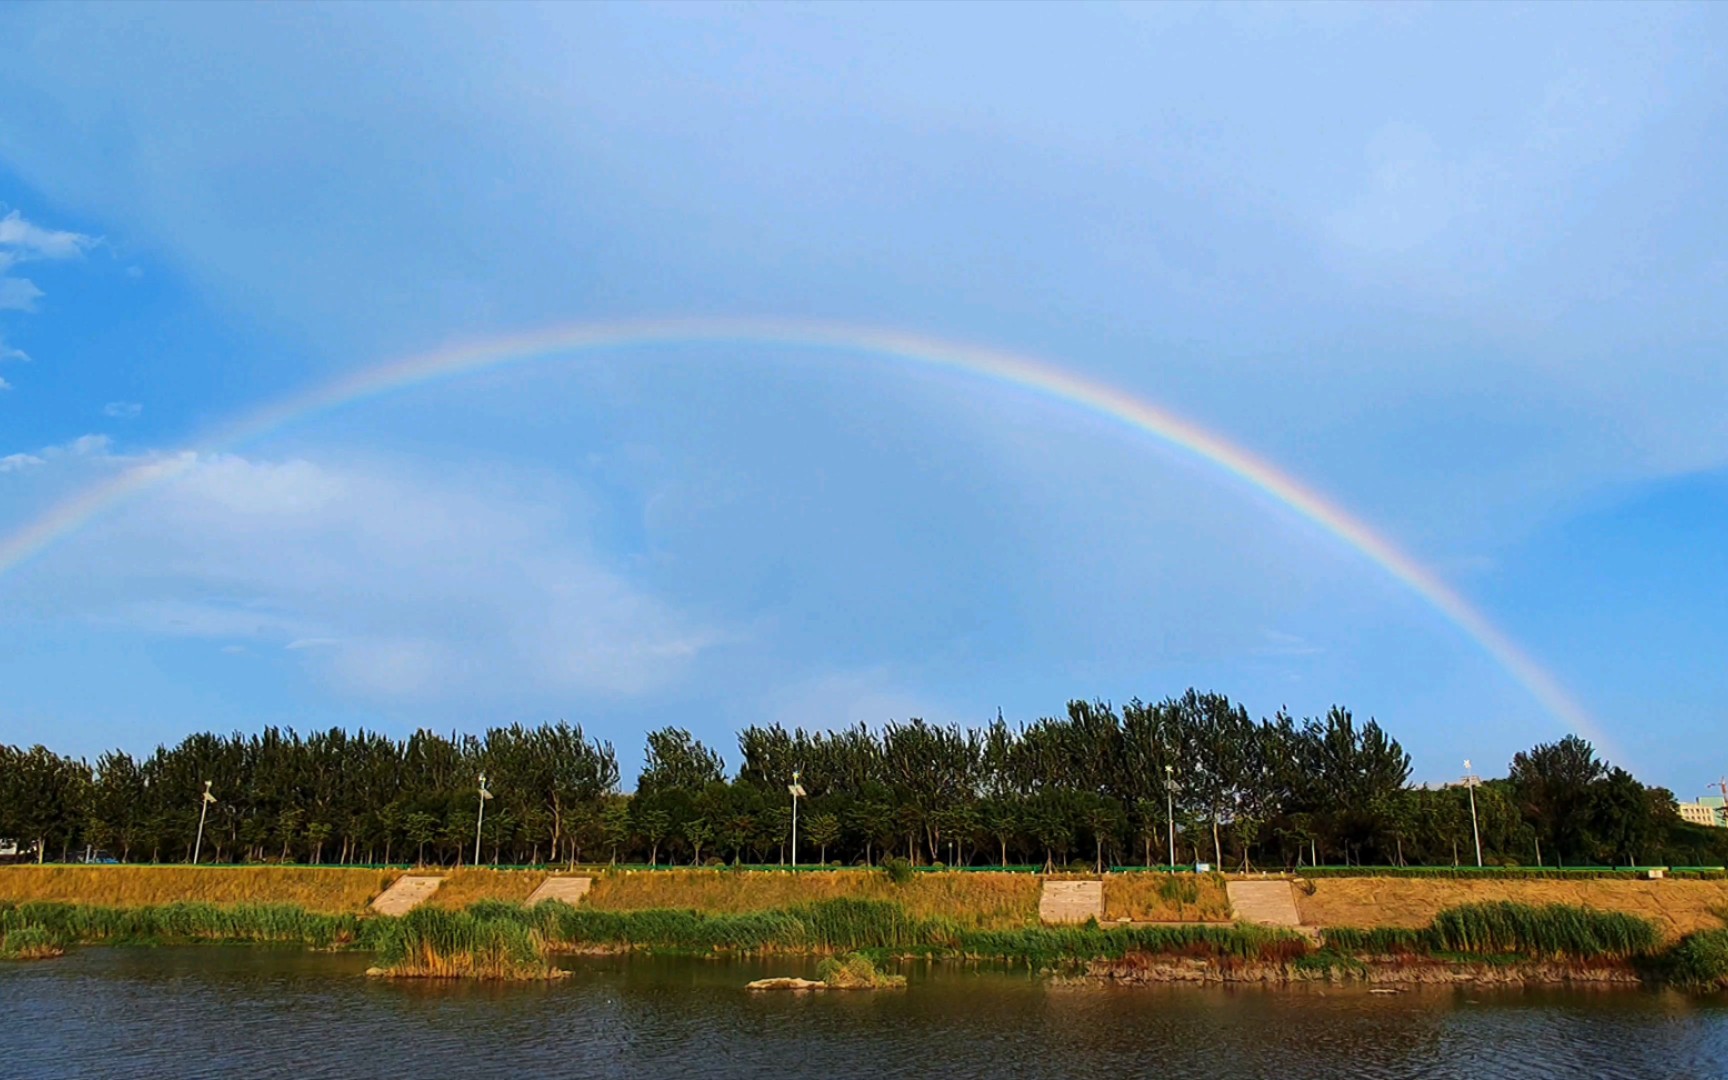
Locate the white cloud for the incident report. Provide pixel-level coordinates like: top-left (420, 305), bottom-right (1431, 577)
top-left (0, 211), bottom-right (96, 260)
top-left (0, 376), bottom-right (9, 392)
top-left (0, 436), bottom-right (107, 475)
top-left (0, 278), bottom-right (45, 312)
top-left (1252, 629), bottom-right (1324, 659)
top-left (0, 210), bottom-right (97, 354)
top-left (102, 401), bottom-right (142, 418)
top-left (6, 439), bottom-right (722, 706)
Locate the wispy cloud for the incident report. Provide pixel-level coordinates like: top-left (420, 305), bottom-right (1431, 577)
top-left (1253, 629), bottom-right (1324, 659)
top-left (0, 210), bottom-right (98, 372)
top-left (285, 637), bottom-right (342, 651)
top-left (4, 438), bottom-right (724, 706)
top-left (0, 211), bottom-right (97, 260)
top-left (102, 401), bottom-right (142, 419)
top-left (0, 278), bottom-right (46, 313)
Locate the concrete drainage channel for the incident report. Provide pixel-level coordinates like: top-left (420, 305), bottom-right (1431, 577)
top-left (1037, 880), bottom-right (1104, 924)
top-left (369, 875), bottom-right (444, 915)
top-left (525, 877), bottom-right (592, 906)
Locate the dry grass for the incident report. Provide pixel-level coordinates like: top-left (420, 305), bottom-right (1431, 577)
top-left (586, 870), bottom-right (1040, 930)
top-left (0, 866), bottom-right (399, 914)
top-left (423, 869), bottom-right (550, 909)
top-left (896, 873), bottom-right (1040, 928)
top-left (1298, 877), bottom-right (1728, 942)
top-left (1103, 873), bottom-right (1232, 923)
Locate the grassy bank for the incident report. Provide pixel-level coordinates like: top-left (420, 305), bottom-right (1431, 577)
top-left (453, 896), bottom-right (1305, 967)
top-left (421, 869), bottom-right (550, 909)
top-left (1102, 873), bottom-right (1231, 922)
top-left (0, 866), bottom-right (399, 914)
top-left (1297, 876), bottom-right (1728, 941)
top-left (585, 870), bottom-right (1044, 930)
top-left (0, 899), bottom-right (364, 948)
top-left (4, 894), bottom-right (1725, 991)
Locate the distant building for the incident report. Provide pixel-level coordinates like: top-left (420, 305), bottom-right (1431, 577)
top-left (1677, 796), bottom-right (1727, 828)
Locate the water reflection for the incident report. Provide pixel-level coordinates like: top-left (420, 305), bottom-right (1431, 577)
top-left (1, 949), bottom-right (1724, 1080)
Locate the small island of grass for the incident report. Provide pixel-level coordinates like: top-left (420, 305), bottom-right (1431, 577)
top-left (748, 952), bottom-right (907, 991)
top-left (365, 906), bottom-right (567, 981)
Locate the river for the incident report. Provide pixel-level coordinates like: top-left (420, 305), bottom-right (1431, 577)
top-left (3, 949), bottom-right (1726, 1079)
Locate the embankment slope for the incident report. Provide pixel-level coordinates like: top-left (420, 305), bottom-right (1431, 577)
top-left (0, 866), bottom-right (400, 913)
top-left (1298, 877), bottom-right (1728, 941)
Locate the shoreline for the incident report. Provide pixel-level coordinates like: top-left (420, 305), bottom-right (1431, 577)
top-left (3, 866), bottom-right (1725, 992)
top-left (1075, 955), bottom-right (1649, 989)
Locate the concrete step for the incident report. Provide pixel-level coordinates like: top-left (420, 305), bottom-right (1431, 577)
top-left (1225, 879), bottom-right (1302, 927)
top-left (525, 876), bottom-right (592, 906)
top-left (370, 874), bottom-right (443, 915)
top-left (1039, 879), bottom-right (1103, 925)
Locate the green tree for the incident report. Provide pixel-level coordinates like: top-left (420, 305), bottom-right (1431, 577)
top-left (804, 812), bottom-right (841, 864)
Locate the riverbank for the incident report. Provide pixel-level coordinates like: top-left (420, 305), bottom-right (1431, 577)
top-left (2, 866), bottom-right (1724, 991)
top-left (1297, 875), bottom-right (1728, 942)
top-left (0, 865), bottom-right (1231, 926)
top-left (1079, 954), bottom-right (1649, 988)
top-left (0, 865), bottom-right (401, 913)
top-left (5, 892), bottom-right (1725, 991)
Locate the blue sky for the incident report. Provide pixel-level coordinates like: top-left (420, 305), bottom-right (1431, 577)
top-left (1, 2), bottom-right (1725, 793)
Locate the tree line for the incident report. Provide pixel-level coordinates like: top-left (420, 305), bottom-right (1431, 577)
top-left (2, 691), bottom-right (1719, 870)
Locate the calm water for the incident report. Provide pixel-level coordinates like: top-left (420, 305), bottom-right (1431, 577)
top-left (3, 949), bottom-right (1726, 1080)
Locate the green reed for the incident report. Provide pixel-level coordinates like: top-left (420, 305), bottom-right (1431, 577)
top-left (1429, 902), bottom-right (1658, 960)
top-left (365, 905), bottom-right (556, 980)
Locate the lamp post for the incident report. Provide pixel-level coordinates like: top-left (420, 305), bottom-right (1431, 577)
top-left (1462, 760), bottom-right (1483, 868)
top-left (193, 781), bottom-right (215, 865)
top-left (787, 771), bottom-right (806, 867)
top-left (474, 773), bottom-right (493, 867)
top-left (1164, 764), bottom-right (1178, 872)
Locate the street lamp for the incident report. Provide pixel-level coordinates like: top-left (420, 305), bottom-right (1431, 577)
top-left (474, 773), bottom-right (493, 867)
top-left (192, 781), bottom-right (216, 865)
top-left (787, 771), bottom-right (806, 867)
top-left (1462, 760), bottom-right (1483, 868)
top-left (1164, 764), bottom-right (1179, 872)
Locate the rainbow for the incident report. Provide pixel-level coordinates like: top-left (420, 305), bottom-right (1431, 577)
top-left (0, 317), bottom-right (1602, 744)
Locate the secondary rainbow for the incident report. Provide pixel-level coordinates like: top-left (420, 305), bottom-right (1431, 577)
top-left (0, 317), bottom-right (1602, 744)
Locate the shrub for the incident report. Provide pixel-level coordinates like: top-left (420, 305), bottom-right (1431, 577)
top-left (816, 952), bottom-right (905, 988)
top-left (880, 857), bottom-right (915, 886)
top-left (1662, 929), bottom-right (1728, 990)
